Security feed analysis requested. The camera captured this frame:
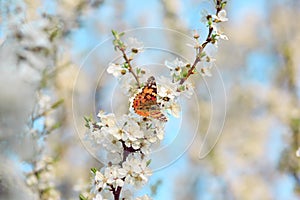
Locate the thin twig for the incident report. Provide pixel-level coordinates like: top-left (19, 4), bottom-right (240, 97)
top-left (179, 0), bottom-right (223, 85)
top-left (119, 47), bottom-right (141, 88)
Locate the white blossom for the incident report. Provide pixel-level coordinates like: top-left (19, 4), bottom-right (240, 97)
top-left (107, 63), bottom-right (127, 78)
top-left (212, 10), bottom-right (228, 22)
top-left (25, 155), bottom-right (60, 199)
top-left (200, 66), bottom-right (212, 77)
top-left (99, 132), bottom-right (123, 155)
top-left (92, 171), bottom-right (109, 192)
top-left (178, 81), bottom-right (195, 98)
top-left (121, 189), bottom-right (133, 200)
top-left (296, 147), bottom-right (300, 157)
top-left (93, 193), bottom-right (103, 200)
top-left (98, 112), bottom-right (116, 127)
top-left (105, 166), bottom-right (125, 188)
top-left (26, 174), bottom-right (38, 186)
top-left (218, 32), bottom-right (229, 40)
top-left (38, 93), bottom-right (51, 111)
top-left (121, 154), bottom-right (152, 188)
top-left (121, 115), bottom-right (144, 141)
top-left (165, 58), bottom-right (187, 77)
top-left (120, 76), bottom-right (136, 96)
top-left (126, 37), bottom-right (144, 52)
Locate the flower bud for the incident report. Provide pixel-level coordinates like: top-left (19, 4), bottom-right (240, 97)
top-left (121, 69), bottom-right (126, 75)
top-left (131, 48), bottom-right (138, 53)
top-left (193, 31), bottom-right (200, 39)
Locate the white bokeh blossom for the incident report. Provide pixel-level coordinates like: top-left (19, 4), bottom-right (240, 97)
top-left (296, 147), bottom-right (300, 158)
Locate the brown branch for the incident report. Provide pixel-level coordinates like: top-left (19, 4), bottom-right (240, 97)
top-left (179, 53), bottom-right (201, 85)
top-left (119, 47), bottom-right (141, 88)
top-left (110, 142), bottom-right (140, 200)
top-left (113, 186), bottom-right (122, 200)
top-left (179, 0), bottom-right (223, 85)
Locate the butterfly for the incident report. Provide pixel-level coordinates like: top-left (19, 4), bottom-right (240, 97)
top-left (132, 76), bottom-right (168, 122)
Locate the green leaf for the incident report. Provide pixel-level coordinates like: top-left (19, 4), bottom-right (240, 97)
top-left (84, 115), bottom-right (93, 128)
top-left (79, 194), bottom-right (88, 200)
top-left (123, 63), bottom-right (129, 69)
top-left (200, 51), bottom-right (206, 58)
top-left (182, 71), bottom-right (188, 78)
top-left (91, 168), bottom-right (97, 174)
top-left (50, 122), bottom-right (61, 131)
top-left (178, 85), bottom-right (185, 92)
top-left (119, 32), bottom-right (125, 37)
top-left (221, 1), bottom-right (227, 9)
top-left (150, 179), bottom-right (162, 196)
top-left (51, 99), bottom-right (64, 109)
top-left (290, 118), bottom-right (300, 132)
top-left (118, 40), bottom-right (124, 48)
top-left (113, 39), bottom-right (118, 45)
top-left (84, 115), bottom-right (92, 123)
top-left (111, 30), bottom-right (118, 37)
top-left (49, 29), bottom-right (60, 42)
top-left (146, 159), bottom-right (151, 166)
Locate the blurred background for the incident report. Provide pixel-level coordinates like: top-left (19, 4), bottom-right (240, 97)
top-left (0, 0), bottom-right (300, 199)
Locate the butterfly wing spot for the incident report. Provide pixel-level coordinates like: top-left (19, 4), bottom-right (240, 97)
top-left (162, 96), bottom-right (170, 101)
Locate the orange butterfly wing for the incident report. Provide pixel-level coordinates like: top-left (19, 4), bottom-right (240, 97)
top-left (132, 76), bottom-right (167, 122)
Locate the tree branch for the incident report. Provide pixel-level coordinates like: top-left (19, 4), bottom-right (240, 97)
top-left (179, 0), bottom-right (223, 85)
top-left (119, 47), bottom-right (141, 88)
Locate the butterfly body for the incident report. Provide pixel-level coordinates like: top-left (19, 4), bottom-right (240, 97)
top-left (132, 76), bottom-right (168, 122)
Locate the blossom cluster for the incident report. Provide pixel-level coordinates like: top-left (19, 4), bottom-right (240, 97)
top-left (85, 39), bottom-right (193, 200)
top-left (209, 9), bottom-right (229, 42)
top-left (26, 156), bottom-right (60, 200)
top-left (84, 1), bottom-right (228, 199)
top-left (1, 1), bottom-right (101, 199)
top-left (85, 111), bottom-right (161, 199)
top-left (87, 112), bottom-right (165, 162)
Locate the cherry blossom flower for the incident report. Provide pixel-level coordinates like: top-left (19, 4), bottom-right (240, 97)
top-left (200, 66), bottom-right (213, 77)
top-left (92, 171), bottom-right (109, 192)
top-left (165, 58), bottom-right (188, 78)
top-left (93, 193), bottom-right (103, 200)
top-left (120, 154), bottom-right (152, 188)
top-left (105, 166), bottom-right (125, 188)
top-left (126, 37), bottom-right (144, 53)
top-left (212, 10), bottom-right (228, 22)
top-left (107, 63), bottom-right (128, 78)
